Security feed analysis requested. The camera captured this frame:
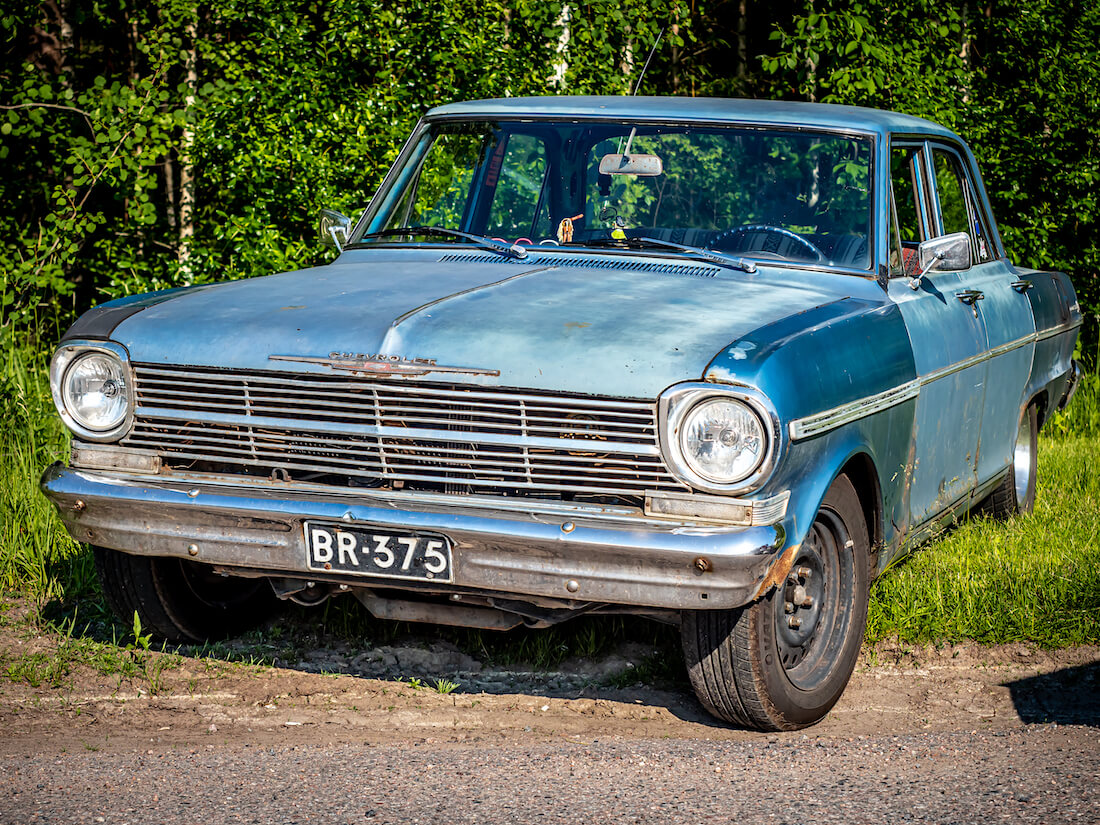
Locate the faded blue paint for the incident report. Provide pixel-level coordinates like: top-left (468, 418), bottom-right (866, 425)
top-left (426, 96), bottom-right (958, 141)
top-left (970, 261), bottom-right (1036, 482)
top-left (1018, 268), bottom-right (1081, 411)
top-left (57, 97), bottom-right (1084, 598)
top-left (887, 272), bottom-right (986, 526)
top-left (113, 248), bottom-right (854, 400)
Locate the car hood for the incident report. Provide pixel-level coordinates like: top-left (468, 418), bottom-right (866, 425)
top-left (112, 250), bottom-right (852, 398)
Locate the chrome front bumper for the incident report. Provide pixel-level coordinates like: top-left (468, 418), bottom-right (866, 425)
top-left (41, 463), bottom-right (786, 611)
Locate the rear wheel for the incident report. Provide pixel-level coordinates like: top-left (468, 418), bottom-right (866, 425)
top-left (94, 546), bottom-right (276, 643)
top-left (978, 403), bottom-right (1038, 518)
top-left (681, 474), bottom-right (870, 730)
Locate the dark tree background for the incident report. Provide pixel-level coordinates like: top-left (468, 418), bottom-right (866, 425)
top-left (2, 0), bottom-right (1097, 353)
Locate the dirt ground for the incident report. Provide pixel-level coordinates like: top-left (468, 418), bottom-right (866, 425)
top-left (0, 607), bottom-right (1096, 754)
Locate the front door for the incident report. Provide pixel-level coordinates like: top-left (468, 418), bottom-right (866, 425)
top-left (925, 144), bottom-right (1036, 487)
top-left (887, 141), bottom-right (986, 530)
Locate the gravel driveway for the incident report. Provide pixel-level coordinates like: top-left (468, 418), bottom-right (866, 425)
top-left (1, 613), bottom-right (1097, 824)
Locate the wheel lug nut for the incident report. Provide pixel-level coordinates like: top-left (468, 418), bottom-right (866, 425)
top-left (802, 596), bottom-right (814, 608)
top-left (784, 601), bottom-right (794, 614)
top-left (788, 616), bottom-right (802, 629)
top-left (797, 566), bottom-right (812, 578)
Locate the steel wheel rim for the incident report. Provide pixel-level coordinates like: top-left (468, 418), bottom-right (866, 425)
top-left (176, 558), bottom-right (267, 610)
top-left (772, 507), bottom-right (856, 691)
top-left (1013, 411), bottom-right (1032, 505)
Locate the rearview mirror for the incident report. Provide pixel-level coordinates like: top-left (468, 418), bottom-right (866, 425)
top-left (319, 209), bottom-right (352, 251)
top-left (598, 153), bottom-right (663, 176)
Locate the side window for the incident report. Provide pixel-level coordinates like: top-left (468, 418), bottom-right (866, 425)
top-left (931, 150), bottom-right (970, 238)
top-left (932, 147), bottom-right (992, 262)
top-left (487, 134), bottom-right (550, 239)
top-left (890, 145), bottom-right (926, 277)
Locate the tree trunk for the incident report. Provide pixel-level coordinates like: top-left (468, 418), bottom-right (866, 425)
top-left (737, 0), bottom-right (747, 80)
top-left (178, 18), bottom-right (198, 280)
top-left (550, 3), bottom-right (570, 89)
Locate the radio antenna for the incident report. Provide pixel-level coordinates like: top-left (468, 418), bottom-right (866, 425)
top-left (629, 26), bottom-right (666, 95)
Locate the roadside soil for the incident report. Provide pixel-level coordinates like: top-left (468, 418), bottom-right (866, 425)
top-left (0, 600), bottom-right (1096, 754)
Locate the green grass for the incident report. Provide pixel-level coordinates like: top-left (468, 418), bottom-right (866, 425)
top-left (866, 435), bottom-right (1100, 646)
top-left (0, 344), bottom-right (87, 602)
top-left (2, 340), bottom-right (1098, 656)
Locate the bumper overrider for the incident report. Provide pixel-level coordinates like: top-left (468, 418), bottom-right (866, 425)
top-left (41, 463), bottom-right (788, 612)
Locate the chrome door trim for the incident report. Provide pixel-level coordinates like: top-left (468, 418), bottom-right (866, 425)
top-left (788, 319), bottom-right (1079, 441)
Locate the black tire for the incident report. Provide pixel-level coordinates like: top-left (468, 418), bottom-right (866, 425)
top-left (681, 474), bottom-right (870, 731)
top-left (94, 546), bottom-right (276, 644)
top-left (978, 404), bottom-right (1038, 518)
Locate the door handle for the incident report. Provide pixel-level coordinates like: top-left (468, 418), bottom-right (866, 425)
top-left (955, 289), bottom-right (985, 305)
top-left (1010, 279), bottom-right (1034, 293)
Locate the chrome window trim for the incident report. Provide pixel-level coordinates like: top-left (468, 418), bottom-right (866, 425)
top-left (658, 382), bottom-right (782, 495)
top-left (788, 320), bottom-right (1081, 441)
top-left (49, 339), bottom-right (135, 443)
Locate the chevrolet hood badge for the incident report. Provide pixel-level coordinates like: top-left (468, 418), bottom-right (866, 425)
top-left (269, 352), bottom-right (500, 378)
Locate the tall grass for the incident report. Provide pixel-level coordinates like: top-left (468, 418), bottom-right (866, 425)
top-left (865, 436), bottom-right (1100, 646)
top-left (0, 344), bottom-right (84, 600)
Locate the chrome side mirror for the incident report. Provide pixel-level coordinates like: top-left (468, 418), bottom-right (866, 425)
top-left (319, 209), bottom-right (352, 251)
top-left (909, 232), bottom-right (972, 289)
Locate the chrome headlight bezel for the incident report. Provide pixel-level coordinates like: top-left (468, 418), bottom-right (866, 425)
top-left (658, 383), bottom-right (782, 494)
top-left (50, 340), bottom-right (134, 442)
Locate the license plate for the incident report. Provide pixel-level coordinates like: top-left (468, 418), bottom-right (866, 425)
top-left (303, 522), bottom-right (453, 582)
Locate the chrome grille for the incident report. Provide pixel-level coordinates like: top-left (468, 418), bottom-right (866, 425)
top-left (123, 364), bottom-right (687, 498)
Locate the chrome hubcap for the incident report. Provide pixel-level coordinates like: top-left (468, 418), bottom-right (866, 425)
top-left (1013, 413), bottom-right (1032, 505)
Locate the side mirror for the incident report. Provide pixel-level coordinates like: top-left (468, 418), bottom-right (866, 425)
top-left (319, 209), bottom-right (352, 251)
top-left (909, 232), bottom-right (972, 289)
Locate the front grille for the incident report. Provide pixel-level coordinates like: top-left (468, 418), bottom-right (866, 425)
top-left (121, 364), bottom-right (687, 500)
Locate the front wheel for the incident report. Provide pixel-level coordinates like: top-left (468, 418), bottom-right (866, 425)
top-left (681, 474), bottom-right (870, 730)
top-left (94, 546), bottom-right (277, 644)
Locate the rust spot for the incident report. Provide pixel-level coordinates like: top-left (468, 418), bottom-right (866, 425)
top-left (278, 305), bottom-right (306, 311)
top-left (755, 543), bottom-right (800, 599)
top-left (564, 322), bottom-right (591, 329)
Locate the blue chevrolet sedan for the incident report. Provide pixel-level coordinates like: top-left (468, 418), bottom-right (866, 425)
top-left (42, 97), bottom-right (1081, 730)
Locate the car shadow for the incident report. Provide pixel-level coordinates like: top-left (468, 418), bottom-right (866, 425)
top-left (1004, 661), bottom-right (1100, 726)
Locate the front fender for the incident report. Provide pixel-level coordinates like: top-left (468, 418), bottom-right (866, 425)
top-left (703, 294), bottom-right (918, 579)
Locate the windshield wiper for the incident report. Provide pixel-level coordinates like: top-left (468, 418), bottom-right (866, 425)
top-left (579, 236), bottom-right (757, 273)
top-left (351, 226), bottom-right (527, 260)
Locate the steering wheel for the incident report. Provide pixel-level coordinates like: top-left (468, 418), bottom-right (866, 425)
top-left (709, 224), bottom-right (826, 263)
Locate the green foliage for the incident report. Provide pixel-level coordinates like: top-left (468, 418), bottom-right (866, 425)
top-left (3, 0), bottom-right (1096, 346)
top-left (761, 0), bottom-right (1100, 329)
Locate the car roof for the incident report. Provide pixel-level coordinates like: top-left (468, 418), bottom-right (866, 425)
top-left (425, 96), bottom-right (959, 140)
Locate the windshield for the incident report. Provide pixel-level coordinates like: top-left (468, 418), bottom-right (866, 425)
top-left (356, 119), bottom-right (874, 270)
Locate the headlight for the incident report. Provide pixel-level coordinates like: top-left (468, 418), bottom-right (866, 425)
top-left (63, 352), bottom-right (129, 431)
top-left (660, 384), bottom-right (779, 493)
top-left (50, 342), bottom-right (133, 441)
top-left (680, 398), bottom-right (766, 483)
